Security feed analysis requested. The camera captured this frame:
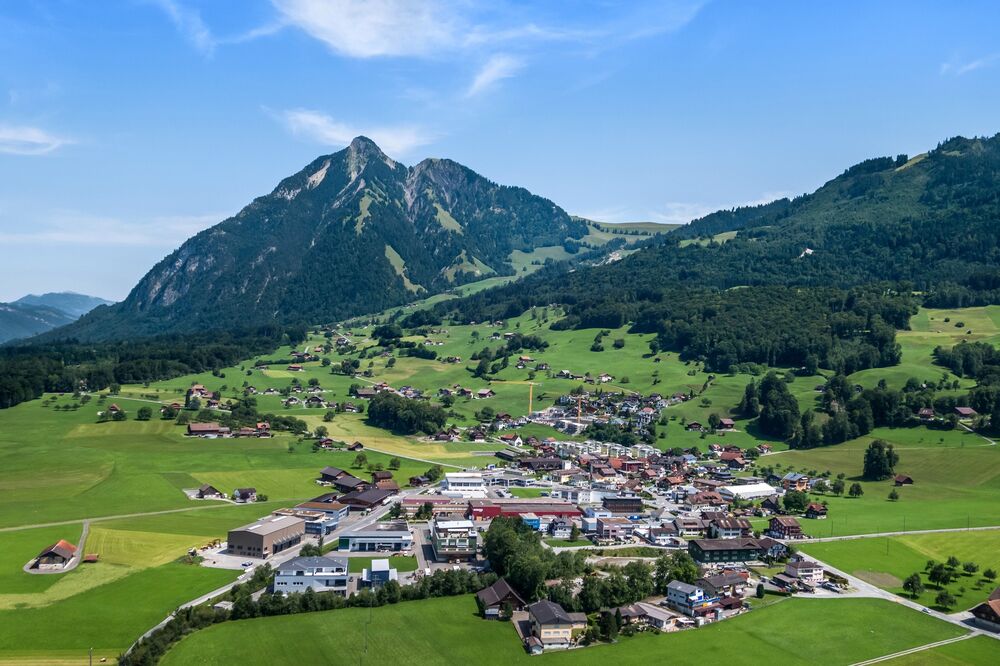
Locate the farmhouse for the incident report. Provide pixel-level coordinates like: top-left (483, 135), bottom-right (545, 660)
top-left (805, 503), bottom-right (828, 519)
top-left (196, 484), bottom-right (224, 500)
top-left (526, 600), bottom-right (587, 652)
top-left (30, 539), bottom-right (78, 570)
top-left (955, 406), bottom-right (978, 419)
top-left (971, 598), bottom-right (1000, 632)
top-left (766, 516), bottom-right (804, 539)
top-left (893, 474), bottom-right (914, 486)
top-left (227, 515), bottom-right (305, 559)
top-left (186, 422), bottom-right (229, 437)
top-left (476, 578), bottom-right (526, 619)
top-left (337, 487), bottom-right (395, 511)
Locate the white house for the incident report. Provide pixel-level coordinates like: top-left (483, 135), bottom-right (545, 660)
top-left (441, 472), bottom-right (487, 498)
top-left (273, 556), bottom-right (349, 595)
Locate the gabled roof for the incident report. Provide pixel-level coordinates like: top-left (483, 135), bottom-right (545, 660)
top-left (476, 578), bottom-right (526, 608)
top-left (38, 539), bottom-right (77, 560)
top-left (528, 599), bottom-right (572, 625)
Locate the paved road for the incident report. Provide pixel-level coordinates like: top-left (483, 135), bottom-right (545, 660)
top-left (22, 520), bottom-right (90, 575)
top-left (850, 634), bottom-right (974, 666)
top-left (802, 524), bottom-right (1000, 543)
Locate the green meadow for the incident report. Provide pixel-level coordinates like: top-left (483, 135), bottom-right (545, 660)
top-left (160, 595), bottom-right (965, 666)
top-left (802, 531), bottom-right (1000, 611)
top-left (883, 636), bottom-right (1000, 665)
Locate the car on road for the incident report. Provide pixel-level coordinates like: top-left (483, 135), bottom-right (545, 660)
top-left (241, 561), bottom-right (253, 567)
top-left (922, 608), bottom-right (931, 614)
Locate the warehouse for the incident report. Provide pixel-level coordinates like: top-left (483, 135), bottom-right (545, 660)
top-left (227, 515), bottom-right (305, 559)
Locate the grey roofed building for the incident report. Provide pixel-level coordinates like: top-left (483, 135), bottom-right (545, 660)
top-left (476, 578), bottom-right (527, 611)
top-left (276, 555), bottom-right (348, 572)
top-left (666, 580), bottom-right (699, 595)
top-left (528, 599), bottom-right (573, 625)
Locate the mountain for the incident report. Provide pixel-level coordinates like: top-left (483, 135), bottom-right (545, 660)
top-left (14, 292), bottom-right (113, 318)
top-left (0, 303), bottom-right (78, 344)
top-left (0, 292), bottom-right (112, 344)
top-left (439, 133), bottom-right (1000, 372)
top-left (45, 137), bottom-right (587, 341)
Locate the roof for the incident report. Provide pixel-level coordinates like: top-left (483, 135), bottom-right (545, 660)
top-left (38, 539), bottom-right (77, 560)
top-left (230, 515), bottom-right (304, 536)
top-left (667, 580), bottom-right (699, 594)
top-left (476, 578), bottom-right (526, 608)
top-left (528, 600), bottom-right (572, 625)
top-left (772, 516), bottom-right (801, 526)
top-left (691, 538), bottom-right (762, 552)
top-left (321, 466), bottom-right (346, 477)
top-left (338, 487), bottom-right (395, 506)
top-left (188, 422), bottom-right (223, 432)
top-left (278, 556), bottom-right (347, 571)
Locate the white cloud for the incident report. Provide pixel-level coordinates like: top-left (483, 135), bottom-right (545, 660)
top-left (0, 124), bottom-right (72, 155)
top-left (279, 108), bottom-right (434, 156)
top-left (0, 211), bottom-right (223, 246)
top-left (940, 53), bottom-right (1000, 76)
top-left (466, 54), bottom-right (524, 97)
top-left (650, 191), bottom-right (792, 225)
top-left (271, 0), bottom-right (456, 58)
top-left (149, 0), bottom-right (215, 55)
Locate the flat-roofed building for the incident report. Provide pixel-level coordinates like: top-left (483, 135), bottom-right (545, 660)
top-left (338, 521), bottom-right (413, 552)
top-left (227, 515), bottom-right (305, 559)
top-left (274, 556), bottom-right (349, 595)
top-left (719, 482), bottom-right (778, 501)
top-left (442, 472), bottom-right (486, 498)
top-left (400, 496), bottom-right (467, 518)
top-left (431, 518), bottom-right (478, 562)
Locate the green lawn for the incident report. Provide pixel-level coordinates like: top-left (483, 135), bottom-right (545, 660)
top-left (544, 538), bottom-right (590, 548)
top-left (802, 531), bottom-right (1000, 611)
top-left (346, 556), bottom-right (419, 573)
top-left (883, 636), bottom-right (1000, 664)
top-left (160, 595), bottom-right (966, 666)
top-left (507, 487), bottom-right (549, 498)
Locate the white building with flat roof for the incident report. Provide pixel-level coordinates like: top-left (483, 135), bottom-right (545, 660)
top-left (442, 472), bottom-right (487, 498)
top-left (718, 483), bottom-right (778, 501)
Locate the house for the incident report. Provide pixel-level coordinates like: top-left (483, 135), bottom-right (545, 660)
top-left (805, 503), bottom-right (828, 520)
top-left (319, 466), bottom-right (348, 483)
top-left (330, 473), bottom-right (369, 494)
top-left (337, 487), bottom-right (396, 511)
top-left (785, 558), bottom-right (824, 584)
top-left (274, 556), bottom-right (349, 595)
top-left (917, 408), bottom-right (936, 421)
top-left (766, 516), bottom-right (804, 539)
top-left (955, 406), bottom-right (978, 419)
top-left (371, 470), bottom-right (394, 482)
top-left (596, 516), bottom-right (635, 541)
top-left (697, 571), bottom-right (749, 598)
top-left (894, 474), bottom-right (914, 486)
top-left (227, 515), bottom-right (304, 559)
top-left (196, 484), bottom-right (225, 500)
top-left (287, 364), bottom-right (304, 372)
top-left (186, 422), bottom-right (229, 437)
top-left (760, 495), bottom-right (783, 515)
top-left (971, 597), bottom-right (1000, 632)
top-left (360, 559), bottom-right (398, 588)
top-left (666, 580), bottom-right (711, 616)
top-left (718, 451), bottom-right (748, 470)
top-left (688, 538), bottom-right (764, 565)
top-left (477, 578), bottom-right (526, 619)
top-left (686, 421), bottom-right (703, 431)
top-left (549, 519), bottom-right (574, 540)
top-left (756, 536), bottom-right (789, 561)
top-left (718, 418), bottom-right (735, 430)
top-left (232, 487), bottom-right (257, 503)
top-left (708, 518), bottom-right (744, 539)
top-left (347, 441), bottom-right (365, 451)
top-left (30, 539), bottom-right (78, 570)
top-left (499, 433), bottom-right (524, 447)
top-left (603, 495), bottom-right (644, 515)
top-left (408, 475), bottom-right (430, 487)
top-left (617, 602), bottom-right (681, 631)
top-left (781, 473), bottom-right (810, 492)
top-left (526, 600), bottom-right (587, 651)
top-left (476, 388), bottom-right (496, 399)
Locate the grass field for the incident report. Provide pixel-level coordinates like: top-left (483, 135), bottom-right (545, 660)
top-left (160, 595), bottom-right (965, 666)
top-left (802, 531), bottom-right (1000, 611)
top-left (346, 556), bottom-right (419, 573)
top-left (883, 636), bottom-right (1000, 664)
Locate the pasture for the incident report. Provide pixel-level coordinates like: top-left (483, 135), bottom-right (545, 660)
top-left (159, 595), bottom-right (965, 666)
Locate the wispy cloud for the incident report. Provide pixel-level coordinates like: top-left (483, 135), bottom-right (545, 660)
top-left (940, 53), bottom-right (1000, 76)
top-left (278, 108), bottom-right (434, 156)
top-left (466, 54), bottom-right (524, 97)
top-left (649, 191), bottom-right (792, 225)
top-left (271, 0), bottom-right (456, 58)
top-left (0, 124), bottom-right (72, 155)
top-left (0, 211), bottom-right (224, 246)
top-left (149, 0), bottom-right (215, 55)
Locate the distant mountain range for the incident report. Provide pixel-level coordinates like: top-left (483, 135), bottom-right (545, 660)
top-left (0, 293), bottom-right (112, 343)
top-left (49, 136), bottom-right (602, 341)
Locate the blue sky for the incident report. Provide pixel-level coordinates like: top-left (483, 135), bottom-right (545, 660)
top-left (1, 0), bottom-right (999, 301)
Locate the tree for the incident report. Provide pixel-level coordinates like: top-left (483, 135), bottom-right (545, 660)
top-left (831, 478), bottom-right (845, 496)
top-left (984, 568), bottom-right (997, 582)
top-left (353, 452), bottom-right (368, 468)
top-left (962, 562), bottom-right (979, 576)
top-left (136, 406), bottom-right (152, 421)
top-left (389, 457), bottom-right (401, 470)
top-left (935, 590), bottom-right (956, 609)
top-left (888, 488), bottom-right (899, 501)
top-left (862, 439), bottom-right (899, 481)
top-left (813, 479), bottom-right (829, 494)
top-left (848, 482), bottom-right (864, 498)
top-left (928, 563), bottom-right (954, 587)
top-left (783, 490), bottom-right (809, 513)
top-left (599, 610), bottom-right (618, 641)
top-left (946, 556), bottom-right (961, 569)
top-left (756, 583), bottom-right (765, 599)
top-left (314, 425), bottom-right (328, 438)
top-left (569, 524), bottom-right (580, 542)
top-left (902, 573), bottom-right (924, 598)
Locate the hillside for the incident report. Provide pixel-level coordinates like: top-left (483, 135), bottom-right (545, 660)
top-left (14, 292), bottom-right (112, 318)
top-left (44, 137), bottom-right (590, 341)
top-left (0, 302), bottom-right (77, 343)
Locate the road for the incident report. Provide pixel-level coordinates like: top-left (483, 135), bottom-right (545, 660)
top-left (802, 524), bottom-right (1000, 543)
top-left (849, 634), bottom-right (974, 666)
top-left (0, 502), bottom-right (240, 533)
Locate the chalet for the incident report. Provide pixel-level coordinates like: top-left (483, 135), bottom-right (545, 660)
top-left (760, 495), bottom-right (783, 515)
top-left (718, 451), bottom-right (748, 470)
top-left (767, 516), bottom-right (804, 539)
top-left (371, 471), bottom-right (393, 482)
top-left (498, 433), bottom-right (523, 447)
top-left (718, 418), bottom-right (735, 430)
top-left (781, 473), bottom-right (810, 492)
top-left (338, 487), bottom-right (396, 510)
top-left (355, 388), bottom-right (377, 399)
top-left (186, 422), bottom-right (229, 437)
top-left (232, 487), bottom-right (257, 503)
top-left (686, 421), bottom-right (703, 431)
top-left (520, 457), bottom-right (563, 472)
top-left (756, 536), bottom-right (789, 561)
top-left (785, 558), bottom-right (824, 584)
top-left (805, 503), bottom-right (828, 520)
top-left (955, 406), bottom-right (978, 419)
top-left (971, 598), bottom-right (1000, 632)
top-left (697, 571), bottom-right (749, 598)
top-left (688, 538), bottom-right (764, 565)
top-left (756, 443), bottom-right (772, 454)
top-left (526, 600), bottom-right (587, 652)
top-left (893, 474), bottom-right (914, 486)
top-left (283, 397), bottom-right (301, 407)
top-left (347, 441), bottom-right (365, 451)
top-left (917, 408), bottom-right (936, 421)
top-left (287, 364), bottom-right (304, 372)
top-left (408, 475), bottom-right (430, 487)
top-left (319, 466), bottom-right (348, 483)
top-left (477, 578), bottom-right (526, 619)
top-left (196, 484), bottom-right (225, 500)
top-left (598, 373), bottom-right (614, 383)
top-left (330, 474), bottom-right (369, 494)
top-left (476, 388), bottom-right (496, 399)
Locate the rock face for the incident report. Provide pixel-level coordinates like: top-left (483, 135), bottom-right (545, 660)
top-left (55, 137), bottom-right (586, 340)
